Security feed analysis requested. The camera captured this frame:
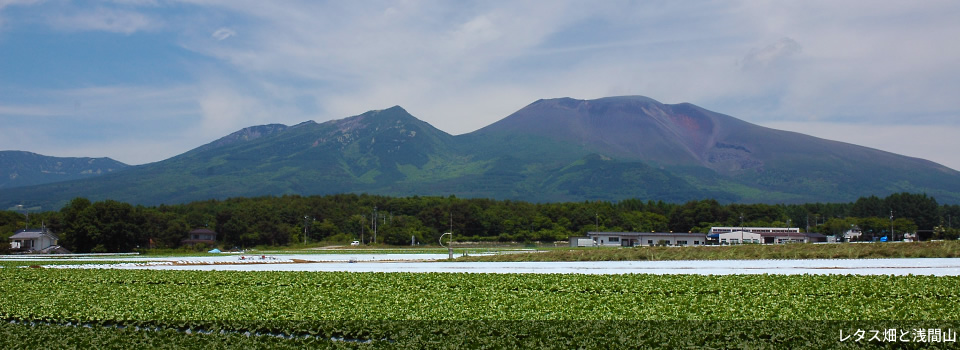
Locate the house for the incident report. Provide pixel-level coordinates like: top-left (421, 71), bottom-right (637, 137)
top-left (9, 228), bottom-right (59, 252)
top-left (584, 232), bottom-right (708, 247)
top-left (844, 229), bottom-right (863, 241)
top-left (181, 228), bottom-right (217, 246)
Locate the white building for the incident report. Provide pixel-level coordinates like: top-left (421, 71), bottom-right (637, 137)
top-left (584, 232), bottom-right (708, 247)
top-left (709, 227), bottom-right (800, 235)
top-left (9, 228), bottom-right (59, 252)
top-left (844, 229), bottom-right (862, 241)
top-left (709, 226), bottom-right (827, 245)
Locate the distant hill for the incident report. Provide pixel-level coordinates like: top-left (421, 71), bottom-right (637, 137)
top-left (0, 151), bottom-right (128, 190)
top-left (3, 96), bottom-right (959, 208)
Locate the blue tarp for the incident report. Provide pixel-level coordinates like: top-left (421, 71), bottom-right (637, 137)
top-left (208, 248), bottom-right (221, 253)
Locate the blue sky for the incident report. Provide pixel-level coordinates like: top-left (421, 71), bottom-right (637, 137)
top-left (1, 1), bottom-right (959, 170)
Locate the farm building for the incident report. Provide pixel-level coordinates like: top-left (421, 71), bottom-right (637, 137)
top-left (709, 226), bottom-right (801, 235)
top-left (181, 228), bottom-right (217, 246)
top-left (582, 232), bottom-right (708, 247)
top-left (709, 226), bottom-right (827, 244)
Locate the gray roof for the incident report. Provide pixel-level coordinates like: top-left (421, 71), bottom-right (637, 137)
top-left (9, 229), bottom-right (57, 240)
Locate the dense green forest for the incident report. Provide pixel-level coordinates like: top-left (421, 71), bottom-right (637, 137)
top-left (2, 193), bottom-right (959, 253)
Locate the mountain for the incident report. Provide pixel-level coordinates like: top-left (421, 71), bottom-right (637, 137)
top-left (1, 107), bottom-right (467, 207)
top-left (465, 96), bottom-right (960, 202)
top-left (3, 96), bottom-right (959, 208)
top-left (0, 151), bottom-right (128, 190)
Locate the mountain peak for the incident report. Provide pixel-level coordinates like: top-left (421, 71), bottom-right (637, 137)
top-left (473, 95), bottom-right (687, 159)
top-left (531, 95), bottom-right (664, 109)
top-left (192, 123), bottom-right (290, 154)
top-left (366, 105), bottom-right (414, 119)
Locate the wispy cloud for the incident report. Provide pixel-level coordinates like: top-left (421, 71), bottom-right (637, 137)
top-left (739, 37), bottom-right (801, 71)
top-left (211, 27), bottom-right (234, 40)
top-left (49, 7), bottom-right (157, 34)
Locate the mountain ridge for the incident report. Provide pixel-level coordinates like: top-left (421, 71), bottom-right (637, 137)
top-left (0, 151), bottom-right (128, 190)
top-left (3, 96), bottom-right (958, 208)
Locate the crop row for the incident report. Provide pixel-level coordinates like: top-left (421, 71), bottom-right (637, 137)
top-left (2, 268), bottom-right (959, 321)
top-left (2, 268), bottom-right (959, 348)
top-left (8, 320), bottom-right (960, 349)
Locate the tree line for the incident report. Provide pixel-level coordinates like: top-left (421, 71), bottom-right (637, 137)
top-left (2, 192), bottom-right (959, 253)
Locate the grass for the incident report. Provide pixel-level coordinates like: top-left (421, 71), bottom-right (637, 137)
top-left (456, 240), bottom-right (960, 262)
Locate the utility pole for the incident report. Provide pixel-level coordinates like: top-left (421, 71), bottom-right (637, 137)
top-left (888, 210), bottom-right (894, 241)
top-left (303, 215), bottom-right (309, 245)
top-left (373, 206), bottom-right (377, 245)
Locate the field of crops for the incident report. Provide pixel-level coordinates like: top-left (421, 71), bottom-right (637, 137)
top-left (2, 267), bottom-right (959, 348)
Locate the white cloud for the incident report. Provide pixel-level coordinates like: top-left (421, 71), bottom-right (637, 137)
top-left (211, 27), bottom-right (234, 40)
top-left (739, 37), bottom-right (801, 71)
top-left (0, 0), bottom-right (40, 28)
top-left (0, 105), bottom-right (60, 117)
top-left (109, 0), bottom-right (158, 5)
top-left (0, 0), bottom-right (40, 9)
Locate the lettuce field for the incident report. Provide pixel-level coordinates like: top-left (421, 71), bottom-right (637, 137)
top-left (1, 266), bottom-right (959, 348)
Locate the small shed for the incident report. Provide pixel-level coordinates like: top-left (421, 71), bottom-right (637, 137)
top-left (182, 228), bottom-right (217, 246)
top-left (9, 228), bottom-right (59, 252)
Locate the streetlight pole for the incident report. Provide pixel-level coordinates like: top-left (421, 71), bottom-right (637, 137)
top-left (440, 232), bottom-right (453, 259)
